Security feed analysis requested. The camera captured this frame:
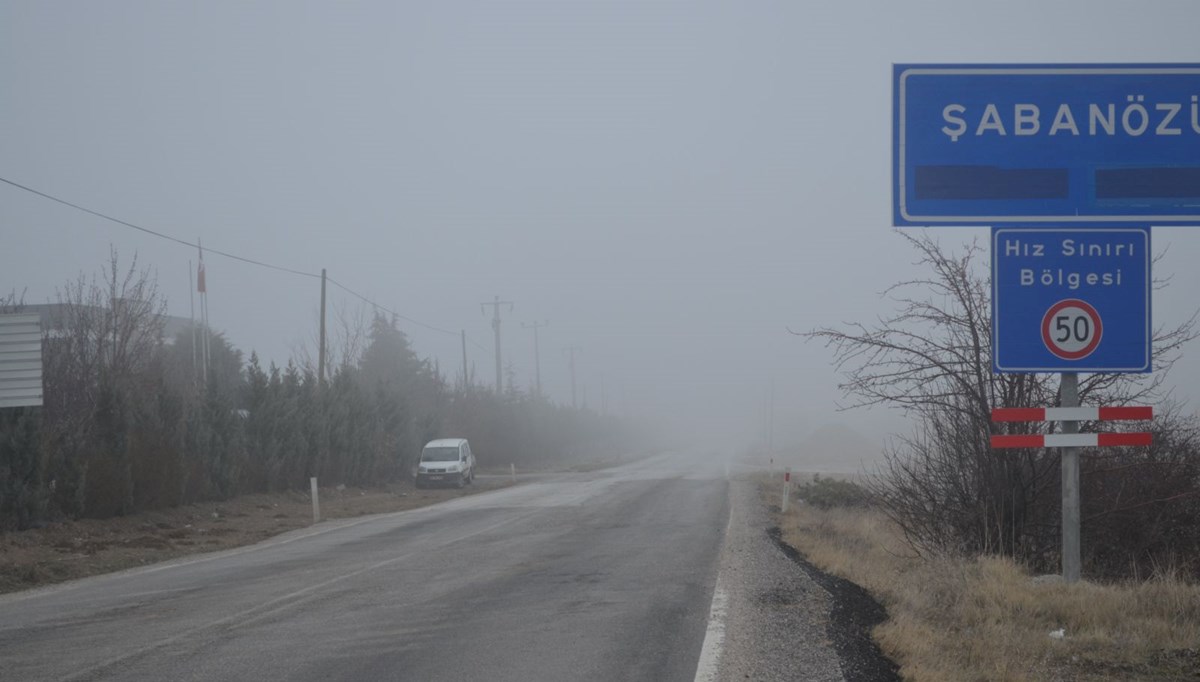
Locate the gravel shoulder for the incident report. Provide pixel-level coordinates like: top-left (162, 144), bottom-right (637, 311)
top-left (706, 478), bottom-right (899, 681)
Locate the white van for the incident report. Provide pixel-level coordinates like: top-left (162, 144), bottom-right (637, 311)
top-left (415, 438), bottom-right (475, 489)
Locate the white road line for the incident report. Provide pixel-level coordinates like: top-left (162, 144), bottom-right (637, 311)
top-left (693, 575), bottom-right (729, 682)
top-left (694, 495), bottom-right (734, 682)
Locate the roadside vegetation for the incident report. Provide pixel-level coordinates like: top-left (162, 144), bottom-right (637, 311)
top-left (776, 476), bottom-right (1200, 681)
top-left (0, 251), bottom-right (643, 532)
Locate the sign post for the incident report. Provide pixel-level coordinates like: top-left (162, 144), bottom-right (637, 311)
top-left (1059, 373), bottom-right (1081, 584)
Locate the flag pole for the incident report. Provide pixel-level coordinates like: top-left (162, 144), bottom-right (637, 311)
top-left (189, 258), bottom-right (196, 386)
top-left (198, 240), bottom-right (208, 385)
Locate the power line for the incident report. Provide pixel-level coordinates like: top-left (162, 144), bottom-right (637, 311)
top-left (326, 276), bottom-right (481, 344)
top-left (0, 176), bottom-right (320, 279)
top-left (1, 175), bottom-right (490, 350)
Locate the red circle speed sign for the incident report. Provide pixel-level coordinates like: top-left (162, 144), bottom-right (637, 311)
top-left (1041, 299), bottom-right (1103, 360)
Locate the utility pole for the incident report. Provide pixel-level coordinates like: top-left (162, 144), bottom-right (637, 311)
top-left (564, 346), bottom-right (582, 409)
top-left (461, 330), bottom-right (469, 389)
top-left (481, 296), bottom-right (513, 394)
top-left (521, 320), bottom-right (549, 397)
top-left (318, 268), bottom-right (327, 385)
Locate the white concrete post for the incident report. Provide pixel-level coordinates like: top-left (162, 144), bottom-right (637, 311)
top-left (781, 468), bottom-right (791, 513)
top-left (310, 477), bottom-right (320, 523)
top-left (510, 462), bottom-right (516, 484)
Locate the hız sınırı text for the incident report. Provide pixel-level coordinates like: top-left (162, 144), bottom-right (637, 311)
top-left (1004, 237), bottom-right (1133, 291)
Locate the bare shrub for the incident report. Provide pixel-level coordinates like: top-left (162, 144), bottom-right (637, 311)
top-left (804, 232), bottom-right (1200, 577)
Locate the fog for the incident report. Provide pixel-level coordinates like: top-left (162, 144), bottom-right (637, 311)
top-left (4, 1), bottom-right (1200, 462)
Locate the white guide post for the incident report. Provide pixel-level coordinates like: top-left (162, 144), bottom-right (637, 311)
top-left (310, 477), bottom-right (320, 524)
top-left (781, 468), bottom-right (791, 513)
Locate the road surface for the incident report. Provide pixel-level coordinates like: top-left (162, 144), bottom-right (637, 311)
top-left (1, 453), bottom-right (735, 681)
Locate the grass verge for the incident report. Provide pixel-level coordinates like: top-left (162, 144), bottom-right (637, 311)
top-left (772, 479), bottom-right (1200, 681)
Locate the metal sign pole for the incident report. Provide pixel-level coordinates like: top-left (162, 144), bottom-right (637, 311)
top-left (1059, 372), bottom-right (1081, 583)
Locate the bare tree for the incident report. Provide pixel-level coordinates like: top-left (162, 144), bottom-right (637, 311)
top-left (290, 302), bottom-right (372, 375)
top-left (802, 232), bottom-right (1199, 570)
top-left (0, 289), bottom-right (27, 313)
top-left (41, 248), bottom-right (168, 517)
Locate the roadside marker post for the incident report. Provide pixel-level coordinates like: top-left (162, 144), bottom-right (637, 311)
top-left (781, 468), bottom-right (791, 513)
top-left (310, 477), bottom-right (320, 523)
top-left (893, 63), bottom-right (1195, 582)
top-left (510, 463), bottom-right (516, 484)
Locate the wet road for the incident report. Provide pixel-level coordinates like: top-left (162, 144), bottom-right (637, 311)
top-left (0, 453), bottom-right (729, 681)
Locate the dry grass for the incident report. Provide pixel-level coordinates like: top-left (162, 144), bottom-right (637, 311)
top-left (774, 485), bottom-right (1200, 681)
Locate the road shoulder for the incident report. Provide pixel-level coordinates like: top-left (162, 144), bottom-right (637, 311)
top-left (703, 478), bottom-right (844, 681)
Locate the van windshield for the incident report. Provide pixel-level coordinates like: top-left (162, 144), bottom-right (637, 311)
top-left (421, 447), bottom-right (460, 462)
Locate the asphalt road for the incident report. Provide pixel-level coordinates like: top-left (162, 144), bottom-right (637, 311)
top-left (0, 453), bottom-right (732, 681)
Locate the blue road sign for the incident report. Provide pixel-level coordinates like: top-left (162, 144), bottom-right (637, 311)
top-left (894, 64), bottom-right (1200, 227)
top-left (992, 227), bottom-right (1151, 373)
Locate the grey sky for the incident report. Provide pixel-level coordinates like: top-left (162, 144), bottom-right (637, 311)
top-left (4, 1), bottom-right (1200, 451)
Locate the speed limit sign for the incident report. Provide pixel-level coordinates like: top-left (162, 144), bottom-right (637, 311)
top-left (1041, 299), bottom-right (1103, 360)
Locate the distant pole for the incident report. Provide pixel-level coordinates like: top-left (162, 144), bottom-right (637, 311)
top-left (565, 346), bottom-right (582, 409)
top-left (522, 320), bottom-right (548, 397)
top-left (461, 330), bottom-right (469, 389)
top-left (197, 241), bottom-right (209, 385)
top-left (482, 296), bottom-right (514, 394)
top-left (600, 376), bottom-right (607, 415)
top-left (189, 259), bottom-right (196, 383)
top-left (318, 268), bottom-right (327, 385)
top-left (1060, 372), bottom-right (1081, 583)
top-left (202, 281), bottom-right (210, 380)
top-left (768, 377), bottom-right (775, 456)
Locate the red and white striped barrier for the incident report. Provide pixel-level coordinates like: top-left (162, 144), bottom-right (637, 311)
top-left (991, 432), bottom-right (1152, 449)
top-left (991, 406), bottom-right (1152, 422)
top-left (990, 405), bottom-right (1152, 449)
